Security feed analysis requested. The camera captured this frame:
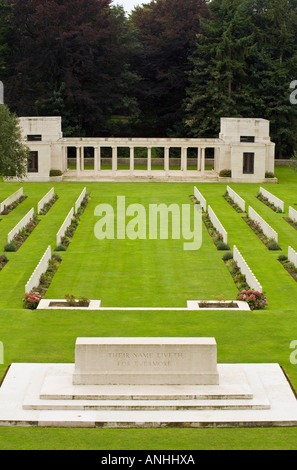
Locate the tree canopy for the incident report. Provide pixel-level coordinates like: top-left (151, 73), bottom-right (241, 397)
top-left (0, 104), bottom-right (29, 178)
top-left (1, 0), bottom-right (297, 156)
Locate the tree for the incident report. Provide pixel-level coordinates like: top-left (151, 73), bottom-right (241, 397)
top-left (185, 0), bottom-right (297, 156)
top-left (184, 0), bottom-right (256, 137)
top-left (0, 0), bottom-right (12, 74)
top-left (3, 0), bottom-right (139, 136)
top-left (0, 104), bottom-right (29, 178)
top-left (130, 0), bottom-right (209, 136)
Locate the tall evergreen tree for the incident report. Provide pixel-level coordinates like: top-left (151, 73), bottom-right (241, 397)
top-left (185, 0), bottom-right (297, 156)
top-left (184, 0), bottom-right (256, 137)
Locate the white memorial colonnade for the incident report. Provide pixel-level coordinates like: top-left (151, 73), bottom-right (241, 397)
top-left (17, 116), bottom-right (276, 183)
top-left (60, 137), bottom-right (220, 179)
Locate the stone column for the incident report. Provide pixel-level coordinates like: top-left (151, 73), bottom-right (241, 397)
top-left (112, 146), bottom-right (117, 174)
top-left (61, 145), bottom-right (67, 172)
top-left (76, 146), bottom-right (80, 177)
top-left (197, 147), bottom-right (201, 171)
top-left (147, 147), bottom-right (152, 175)
top-left (130, 147), bottom-right (134, 175)
top-left (80, 147), bottom-right (84, 171)
top-left (94, 147), bottom-right (100, 173)
top-left (164, 147), bottom-right (169, 175)
top-left (201, 147), bottom-right (205, 175)
top-left (182, 147), bottom-right (188, 175)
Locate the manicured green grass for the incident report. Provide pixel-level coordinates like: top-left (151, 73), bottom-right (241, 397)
top-left (0, 167), bottom-right (297, 449)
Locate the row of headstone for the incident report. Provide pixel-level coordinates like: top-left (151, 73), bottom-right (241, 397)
top-left (25, 246), bottom-right (51, 293)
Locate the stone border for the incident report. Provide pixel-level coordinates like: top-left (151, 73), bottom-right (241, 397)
top-left (187, 301), bottom-right (250, 311)
top-left (37, 299), bottom-right (250, 311)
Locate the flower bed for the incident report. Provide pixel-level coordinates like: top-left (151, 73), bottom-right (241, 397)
top-left (223, 253), bottom-right (249, 291)
top-left (198, 301), bottom-right (238, 309)
top-left (243, 217), bottom-right (281, 250)
top-left (49, 294), bottom-right (90, 308)
top-left (23, 292), bottom-right (42, 310)
top-left (278, 254), bottom-right (297, 282)
top-left (202, 212), bottom-right (230, 250)
top-left (256, 192), bottom-right (283, 213)
top-left (23, 253), bottom-right (62, 309)
top-left (4, 215), bottom-right (40, 252)
top-left (237, 290), bottom-right (268, 311)
top-left (223, 191), bottom-right (244, 213)
top-left (39, 193), bottom-right (59, 215)
top-left (283, 217), bottom-right (297, 232)
top-left (0, 195), bottom-right (27, 215)
top-left (0, 254), bottom-right (8, 271)
top-left (223, 252), bottom-right (268, 310)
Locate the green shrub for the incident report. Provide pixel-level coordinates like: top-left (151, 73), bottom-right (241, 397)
top-left (55, 244), bottom-right (67, 251)
top-left (52, 253), bottom-right (62, 262)
top-left (216, 240), bottom-right (230, 250)
top-left (267, 240), bottom-right (281, 251)
top-left (65, 293), bottom-right (76, 306)
top-left (265, 172), bottom-right (275, 178)
top-left (219, 169), bottom-right (232, 177)
top-left (4, 241), bottom-right (17, 252)
top-left (77, 296), bottom-right (90, 307)
top-left (222, 251), bottom-right (233, 261)
top-left (278, 254), bottom-right (288, 261)
top-left (49, 169), bottom-right (62, 176)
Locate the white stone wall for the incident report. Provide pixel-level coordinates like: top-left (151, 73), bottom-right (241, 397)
top-left (248, 206), bottom-right (278, 242)
top-left (75, 187), bottom-right (86, 213)
top-left (259, 187), bottom-right (284, 212)
top-left (226, 186), bottom-right (245, 212)
top-left (194, 186), bottom-right (207, 212)
top-left (38, 188), bottom-right (55, 214)
top-left (289, 206), bottom-right (297, 224)
top-left (288, 246), bottom-right (297, 268)
top-left (231, 144), bottom-right (267, 181)
top-left (233, 245), bottom-right (262, 293)
top-left (24, 142), bottom-right (52, 182)
top-left (7, 208), bottom-right (34, 243)
top-left (56, 207), bottom-right (74, 246)
top-left (0, 188), bottom-right (23, 212)
top-left (25, 246), bottom-right (51, 293)
top-left (19, 117), bottom-right (63, 141)
top-left (208, 205), bottom-right (228, 244)
top-left (219, 118), bottom-right (271, 143)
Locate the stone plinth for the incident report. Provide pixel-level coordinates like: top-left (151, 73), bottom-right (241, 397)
top-left (72, 337), bottom-right (219, 386)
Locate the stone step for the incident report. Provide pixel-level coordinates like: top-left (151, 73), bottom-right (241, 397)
top-left (39, 375), bottom-right (254, 401)
top-left (2, 363), bottom-right (297, 428)
top-left (23, 398), bottom-right (270, 412)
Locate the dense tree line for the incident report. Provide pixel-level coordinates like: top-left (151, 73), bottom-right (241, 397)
top-left (0, 0), bottom-right (297, 156)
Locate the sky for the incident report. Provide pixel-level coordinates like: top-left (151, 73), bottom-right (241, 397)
top-left (112, 0), bottom-right (151, 14)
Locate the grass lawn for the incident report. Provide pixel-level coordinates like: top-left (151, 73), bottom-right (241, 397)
top-left (0, 166), bottom-right (297, 449)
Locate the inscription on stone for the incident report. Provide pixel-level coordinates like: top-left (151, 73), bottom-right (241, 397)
top-left (72, 337), bottom-right (219, 385)
top-left (107, 351), bottom-right (183, 368)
